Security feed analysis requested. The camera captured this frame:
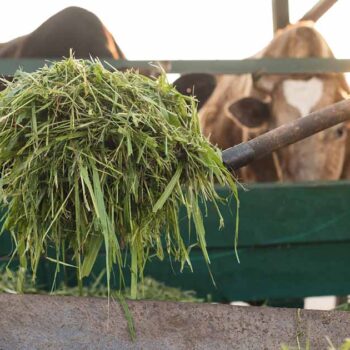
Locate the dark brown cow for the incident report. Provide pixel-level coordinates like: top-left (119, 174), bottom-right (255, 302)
top-left (0, 6), bottom-right (168, 88)
top-left (0, 7), bottom-right (124, 59)
top-left (174, 22), bottom-right (350, 182)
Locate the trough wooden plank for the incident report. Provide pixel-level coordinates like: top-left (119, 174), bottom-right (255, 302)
top-left (3, 180), bottom-right (350, 250)
top-left (183, 180), bottom-right (350, 247)
top-left (144, 241), bottom-right (350, 301)
top-left (83, 241), bottom-right (350, 302)
top-left (3, 240), bottom-right (349, 302)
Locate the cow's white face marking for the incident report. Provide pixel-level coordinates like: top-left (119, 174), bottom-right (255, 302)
top-left (282, 77), bottom-right (324, 117)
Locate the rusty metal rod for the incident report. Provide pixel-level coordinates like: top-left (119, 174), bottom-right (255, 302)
top-left (272, 0), bottom-right (290, 33)
top-left (222, 98), bottom-right (350, 170)
top-left (272, 0), bottom-right (289, 33)
top-left (299, 0), bottom-right (338, 23)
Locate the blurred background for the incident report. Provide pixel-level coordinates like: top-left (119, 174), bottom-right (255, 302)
top-left (0, 0), bottom-right (349, 60)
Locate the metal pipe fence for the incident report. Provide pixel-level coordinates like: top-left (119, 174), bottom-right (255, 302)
top-left (1, 58), bottom-right (350, 75)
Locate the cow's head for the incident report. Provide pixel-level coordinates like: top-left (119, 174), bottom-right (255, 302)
top-left (173, 73), bottom-right (267, 150)
top-left (252, 23), bottom-right (349, 181)
top-left (173, 23), bottom-right (349, 182)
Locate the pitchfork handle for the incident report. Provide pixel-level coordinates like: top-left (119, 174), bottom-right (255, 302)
top-left (222, 98), bottom-right (350, 170)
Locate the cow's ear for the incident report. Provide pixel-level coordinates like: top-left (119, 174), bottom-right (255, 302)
top-left (173, 73), bottom-right (216, 110)
top-left (228, 97), bottom-right (271, 129)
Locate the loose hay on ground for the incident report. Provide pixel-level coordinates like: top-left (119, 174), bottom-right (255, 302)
top-left (0, 267), bottom-right (204, 302)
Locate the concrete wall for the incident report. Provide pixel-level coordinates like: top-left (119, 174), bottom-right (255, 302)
top-left (0, 294), bottom-right (349, 349)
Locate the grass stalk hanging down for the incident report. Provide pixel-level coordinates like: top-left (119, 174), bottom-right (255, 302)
top-left (0, 57), bottom-right (239, 297)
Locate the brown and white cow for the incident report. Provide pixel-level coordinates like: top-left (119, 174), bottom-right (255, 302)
top-left (0, 7), bottom-right (124, 59)
top-left (174, 22), bottom-right (350, 182)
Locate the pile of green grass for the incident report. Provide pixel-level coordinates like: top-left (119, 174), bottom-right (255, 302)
top-left (0, 57), bottom-right (238, 297)
top-left (0, 268), bottom-right (204, 302)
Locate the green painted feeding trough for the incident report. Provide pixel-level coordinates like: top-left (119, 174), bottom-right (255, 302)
top-left (1, 180), bottom-right (350, 303)
top-left (1, 80), bottom-right (350, 303)
top-left (99, 180), bottom-right (350, 302)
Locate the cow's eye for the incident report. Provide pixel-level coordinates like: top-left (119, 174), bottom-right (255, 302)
top-left (335, 126), bottom-right (345, 138)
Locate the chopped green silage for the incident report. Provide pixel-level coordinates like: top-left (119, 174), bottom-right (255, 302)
top-left (0, 267), bottom-right (204, 302)
top-left (0, 57), bottom-right (238, 297)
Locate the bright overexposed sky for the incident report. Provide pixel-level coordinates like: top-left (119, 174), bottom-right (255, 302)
top-left (0, 0), bottom-right (349, 60)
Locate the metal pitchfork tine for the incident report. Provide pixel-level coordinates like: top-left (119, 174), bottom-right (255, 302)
top-left (222, 98), bottom-right (350, 170)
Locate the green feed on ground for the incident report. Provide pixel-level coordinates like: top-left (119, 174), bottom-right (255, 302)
top-left (0, 57), bottom-right (238, 298)
top-left (0, 268), bottom-right (204, 303)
